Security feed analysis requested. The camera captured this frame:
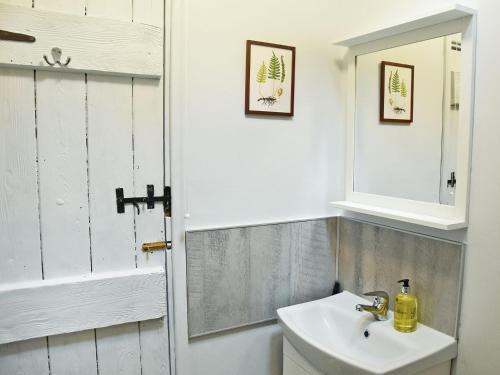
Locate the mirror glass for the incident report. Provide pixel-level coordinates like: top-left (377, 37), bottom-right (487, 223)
top-left (353, 33), bottom-right (462, 205)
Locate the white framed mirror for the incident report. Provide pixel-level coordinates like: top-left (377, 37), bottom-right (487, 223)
top-left (332, 4), bottom-right (476, 230)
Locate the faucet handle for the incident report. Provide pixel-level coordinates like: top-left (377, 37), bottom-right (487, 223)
top-left (363, 291), bottom-right (389, 305)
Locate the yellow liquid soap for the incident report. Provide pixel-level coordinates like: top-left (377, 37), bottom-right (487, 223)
top-left (394, 279), bottom-right (418, 333)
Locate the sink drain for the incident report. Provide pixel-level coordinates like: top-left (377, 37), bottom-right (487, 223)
top-left (364, 329), bottom-right (370, 338)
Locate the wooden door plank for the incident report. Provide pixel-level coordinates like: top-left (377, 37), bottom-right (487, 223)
top-left (0, 72), bottom-right (40, 284)
top-left (86, 2), bottom-right (141, 373)
top-left (33, 0), bottom-right (97, 370)
top-left (0, 3), bottom-right (162, 78)
top-left (132, 1), bottom-right (170, 373)
top-left (133, 78), bottom-right (170, 374)
top-left (0, 339), bottom-right (50, 375)
top-left (35, 0), bottom-right (85, 14)
top-left (35, 72), bottom-right (90, 279)
top-left (87, 73), bottom-right (142, 375)
top-left (133, 77), bottom-right (165, 271)
top-left (46, 332), bottom-right (97, 375)
top-left (87, 0), bottom-right (132, 21)
top-left (36, 68), bottom-right (98, 375)
top-left (0, 267), bottom-right (167, 344)
top-left (133, 0), bottom-right (164, 27)
top-left (0, 0), bottom-right (30, 5)
top-left (87, 76), bottom-right (136, 271)
top-left (0, 65), bottom-right (49, 374)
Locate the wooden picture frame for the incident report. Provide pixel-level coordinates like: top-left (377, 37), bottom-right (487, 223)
top-left (245, 40), bottom-right (295, 116)
top-left (380, 61), bottom-right (414, 123)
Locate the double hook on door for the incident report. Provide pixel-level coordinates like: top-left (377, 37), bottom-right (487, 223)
top-left (43, 47), bottom-right (71, 67)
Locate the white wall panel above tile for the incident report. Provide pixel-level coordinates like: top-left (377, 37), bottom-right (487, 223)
top-left (185, 218), bottom-right (337, 337)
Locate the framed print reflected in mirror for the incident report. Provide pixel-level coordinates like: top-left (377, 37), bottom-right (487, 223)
top-left (380, 61), bottom-right (414, 123)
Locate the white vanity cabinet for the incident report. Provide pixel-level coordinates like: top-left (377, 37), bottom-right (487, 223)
top-left (283, 337), bottom-right (322, 375)
top-left (282, 337), bottom-right (451, 375)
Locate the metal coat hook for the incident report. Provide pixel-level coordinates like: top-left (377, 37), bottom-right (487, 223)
top-left (43, 47), bottom-right (71, 67)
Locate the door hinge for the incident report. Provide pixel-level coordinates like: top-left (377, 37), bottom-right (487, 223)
top-left (115, 185), bottom-right (171, 217)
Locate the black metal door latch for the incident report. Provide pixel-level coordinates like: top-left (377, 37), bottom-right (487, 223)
top-left (116, 185), bottom-right (171, 217)
top-left (447, 172), bottom-right (456, 188)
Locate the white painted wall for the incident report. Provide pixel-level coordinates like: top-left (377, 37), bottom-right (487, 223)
top-left (181, 0), bottom-right (344, 231)
top-left (331, 1), bottom-right (500, 375)
top-left (455, 0), bottom-right (500, 373)
top-left (354, 38), bottom-right (445, 202)
top-left (174, 1), bottom-right (500, 375)
top-left (171, 0), bottom-right (344, 374)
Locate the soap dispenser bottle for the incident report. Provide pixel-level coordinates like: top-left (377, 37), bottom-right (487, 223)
top-left (394, 278), bottom-right (418, 333)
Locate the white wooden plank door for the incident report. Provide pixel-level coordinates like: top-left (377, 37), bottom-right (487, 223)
top-left (0, 1), bottom-right (171, 374)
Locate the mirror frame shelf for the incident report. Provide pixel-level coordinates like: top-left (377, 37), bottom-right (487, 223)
top-left (331, 3), bottom-right (477, 231)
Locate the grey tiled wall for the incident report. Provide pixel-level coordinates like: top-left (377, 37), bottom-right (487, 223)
top-left (338, 218), bottom-right (463, 336)
top-left (185, 216), bottom-right (463, 338)
top-left (186, 218), bottom-right (337, 337)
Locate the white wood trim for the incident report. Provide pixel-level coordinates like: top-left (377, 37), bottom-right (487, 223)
top-left (335, 7), bottom-right (476, 231)
top-left (132, 1), bottom-right (171, 374)
top-left (170, 0), bottom-right (190, 373)
top-left (331, 201), bottom-right (466, 230)
top-left (0, 2), bottom-right (162, 78)
top-left (185, 215), bottom-right (339, 232)
top-left (163, 1), bottom-right (176, 372)
top-left (0, 66), bottom-right (50, 374)
top-left (0, 267), bottom-right (166, 345)
top-left (332, 3), bottom-right (475, 47)
top-left (348, 18), bottom-right (468, 58)
top-left (85, 2), bottom-right (141, 374)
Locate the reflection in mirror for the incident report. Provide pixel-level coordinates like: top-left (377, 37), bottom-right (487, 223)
top-left (354, 34), bottom-right (461, 205)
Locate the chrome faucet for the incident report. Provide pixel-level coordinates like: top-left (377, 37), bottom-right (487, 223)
top-left (355, 291), bottom-right (389, 321)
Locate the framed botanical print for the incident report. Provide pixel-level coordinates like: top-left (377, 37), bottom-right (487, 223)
top-left (380, 61), bottom-right (414, 123)
top-left (245, 40), bottom-right (295, 116)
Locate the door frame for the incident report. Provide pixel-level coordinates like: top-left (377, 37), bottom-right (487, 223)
top-left (167, 0), bottom-right (191, 373)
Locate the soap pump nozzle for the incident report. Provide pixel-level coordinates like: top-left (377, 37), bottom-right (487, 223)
top-left (398, 278), bottom-right (410, 294)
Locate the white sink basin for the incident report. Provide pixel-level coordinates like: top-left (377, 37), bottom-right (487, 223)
top-left (277, 291), bottom-right (457, 375)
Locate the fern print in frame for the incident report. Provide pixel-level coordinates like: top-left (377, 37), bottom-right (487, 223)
top-left (245, 40), bottom-right (295, 116)
top-left (380, 61), bottom-right (414, 123)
